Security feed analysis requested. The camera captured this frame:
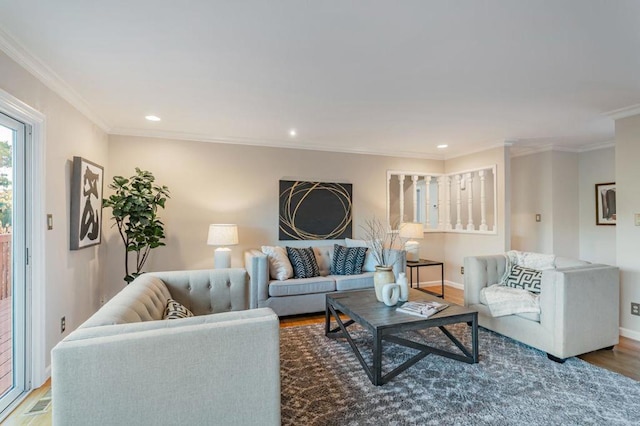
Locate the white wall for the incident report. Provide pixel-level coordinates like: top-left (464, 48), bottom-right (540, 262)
top-left (510, 150), bottom-right (579, 258)
top-left (0, 51), bottom-right (109, 370)
top-left (443, 147), bottom-right (510, 285)
top-left (615, 115), bottom-right (640, 338)
top-left (104, 135), bottom-right (446, 297)
top-left (551, 151), bottom-right (579, 258)
top-left (578, 147), bottom-right (616, 265)
top-left (511, 151), bottom-right (553, 253)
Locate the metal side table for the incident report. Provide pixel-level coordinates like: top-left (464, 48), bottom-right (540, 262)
top-left (406, 259), bottom-right (444, 298)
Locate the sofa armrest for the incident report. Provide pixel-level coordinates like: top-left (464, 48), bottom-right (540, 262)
top-left (52, 308), bottom-right (280, 426)
top-left (463, 255), bottom-right (507, 306)
top-left (245, 249), bottom-right (269, 309)
top-left (540, 265), bottom-right (619, 357)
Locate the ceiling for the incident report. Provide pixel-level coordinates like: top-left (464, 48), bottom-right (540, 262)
top-left (1, 0), bottom-right (639, 159)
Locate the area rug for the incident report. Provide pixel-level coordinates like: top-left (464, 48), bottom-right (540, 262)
top-left (280, 323), bottom-right (640, 425)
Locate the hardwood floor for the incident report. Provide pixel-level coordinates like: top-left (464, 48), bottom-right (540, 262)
top-left (4, 285), bottom-right (638, 425)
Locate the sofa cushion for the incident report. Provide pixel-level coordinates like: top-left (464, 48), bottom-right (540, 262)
top-left (80, 275), bottom-right (171, 327)
top-left (334, 272), bottom-right (375, 291)
top-left (268, 276), bottom-right (336, 297)
top-left (163, 298), bottom-right (194, 319)
top-left (261, 246), bottom-right (294, 281)
top-left (313, 246), bottom-right (333, 276)
top-left (505, 264), bottom-right (542, 293)
top-left (331, 244), bottom-right (367, 275)
top-left (287, 247), bottom-right (321, 278)
top-left (345, 238), bottom-right (376, 272)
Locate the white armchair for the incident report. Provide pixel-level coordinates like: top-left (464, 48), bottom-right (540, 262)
top-left (463, 254), bottom-right (619, 362)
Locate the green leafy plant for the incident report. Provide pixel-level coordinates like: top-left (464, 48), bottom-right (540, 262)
top-left (103, 168), bottom-right (170, 283)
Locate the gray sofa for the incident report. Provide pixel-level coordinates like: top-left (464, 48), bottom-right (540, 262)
top-left (463, 254), bottom-right (619, 362)
top-left (245, 244), bottom-right (406, 316)
top-left (51, 269), bottom-right (280, 426)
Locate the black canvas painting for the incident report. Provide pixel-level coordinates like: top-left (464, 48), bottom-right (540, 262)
top-left (279, 180), bottom-right (352, 240)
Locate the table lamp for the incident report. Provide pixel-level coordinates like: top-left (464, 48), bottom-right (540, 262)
top-left (400, 222), bottom-right (423, 262)
top-left (207, 224), bottom-right (238, 268)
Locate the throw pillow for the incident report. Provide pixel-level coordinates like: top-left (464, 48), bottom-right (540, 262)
top-left (261, 246), bottom-right (294, 281)
top-left (286, 247), bottom-right (320, 279)
top-left (163, 298), bottom-right (194, 320)
top-left (504, 264), bottom-right (542, 294)
top-left (345, 238), bottom-right (376, 272)
top-left (331, 244), bottom-right (368, 275)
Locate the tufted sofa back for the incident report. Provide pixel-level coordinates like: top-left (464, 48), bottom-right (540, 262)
top-left (80, 268), bottom-right (248, 328)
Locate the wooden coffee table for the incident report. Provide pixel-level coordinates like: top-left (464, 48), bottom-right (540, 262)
top-left (325, 288), bottom-right (478, 386)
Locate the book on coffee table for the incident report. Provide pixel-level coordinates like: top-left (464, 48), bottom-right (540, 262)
top-left (397, 301), bottom-right (449, 318)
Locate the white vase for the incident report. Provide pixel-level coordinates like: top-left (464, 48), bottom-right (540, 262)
top-left (373, 266), bottom-right (395, 302)
top-left (397, 272), bottom-right (409, 302)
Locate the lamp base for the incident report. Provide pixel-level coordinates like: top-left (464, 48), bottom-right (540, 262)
top-left (405, 241), bottom-right (420, 262)
top-left (214, 247), bottom-right (232, 269)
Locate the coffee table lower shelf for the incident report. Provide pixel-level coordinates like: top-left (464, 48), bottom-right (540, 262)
top-left (325, 290), bottom-right (478, 386)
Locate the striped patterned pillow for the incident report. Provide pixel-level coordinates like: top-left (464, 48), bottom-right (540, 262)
top-left (286, 247), bottom-right (320, 279)
top-left (163, 298), bottom-right (194, 319)
top-left (331, 244), bottom-right (368, 275)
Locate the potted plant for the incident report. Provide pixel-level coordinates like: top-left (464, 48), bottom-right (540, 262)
top-left (360, 217), bottom-right (402, 301)
top-left (103, 168), bottom-right (170, 283)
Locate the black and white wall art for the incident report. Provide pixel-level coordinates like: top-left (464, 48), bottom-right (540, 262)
top-left (595, 182), bottom-right (616, 226)
top-left (279, 180), bottom-right (352, 240)
top-left (70, 156), bottom-right (104, 249)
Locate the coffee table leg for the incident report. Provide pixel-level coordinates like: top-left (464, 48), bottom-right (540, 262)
top-left (472, 313), bottom-right (479, 363)
top-left (372, 330), bottom-right (383, 386)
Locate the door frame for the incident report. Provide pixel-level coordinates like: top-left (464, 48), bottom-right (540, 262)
top-left (0, 88), bottom-right (46, 390)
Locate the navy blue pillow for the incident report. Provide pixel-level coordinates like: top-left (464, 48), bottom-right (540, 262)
top-left (331, 244), bottom-right (368, 275)
top-left (286, 247), bottom-right (320, 279)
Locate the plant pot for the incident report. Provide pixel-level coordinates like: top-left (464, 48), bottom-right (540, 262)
top-left (373, 266), bottom-right (395, 302)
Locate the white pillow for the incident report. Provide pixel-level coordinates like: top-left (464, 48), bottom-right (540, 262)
top-left (261, 246), bottom-right (293, 281)
top-left (507, 250), bottom-right (556, 270)
top-left (345, 238), bottom-right (376, 272)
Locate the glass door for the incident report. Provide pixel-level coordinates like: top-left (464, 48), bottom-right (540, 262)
top-left (0, 111), bottom-right (28, 416)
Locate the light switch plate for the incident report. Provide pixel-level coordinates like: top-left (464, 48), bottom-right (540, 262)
top-left (535, 214), bottom-right (541, 222)
top-left (635, 214), bottom-right (640, 226)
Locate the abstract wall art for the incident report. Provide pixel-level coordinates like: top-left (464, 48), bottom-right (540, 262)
top-left (70, 156), bottom-right (104, 249)
top-left (279, 180), bottom-right (352, 240)
top-left (595, 182), bottom-right (616, 226)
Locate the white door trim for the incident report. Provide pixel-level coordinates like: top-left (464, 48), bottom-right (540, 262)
top-left (0, 88), bottom-right (47, 387)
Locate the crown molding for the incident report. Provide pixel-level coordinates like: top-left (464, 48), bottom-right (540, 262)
top-left (109, 127), bottom-right (446, 160)
top-left (579, 140), bottom-right (615, 152)
top-left (510, 140), bottom-right (615, 158)
top-left (443, 140), bottom-right (510, 160)
top-left (604, 104), bottom-right (640, 120)
top-left (0, 27), bottom-right (111, 131)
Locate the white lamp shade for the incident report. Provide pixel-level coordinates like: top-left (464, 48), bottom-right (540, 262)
top-left (207, 224), bottom-right (238, 246)
top-left (399, 222), bottom-right (424, 239)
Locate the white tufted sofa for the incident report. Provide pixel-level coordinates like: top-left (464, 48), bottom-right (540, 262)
top-left (464, 254), bottom-right (619, 362)
top-left (245, 244), bottom-right (406, 316)
top-left (51, 269), bottom-right (280, 426)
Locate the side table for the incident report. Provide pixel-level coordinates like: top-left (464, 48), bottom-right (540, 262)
top-left (406, 259), bottom-right (444, 298)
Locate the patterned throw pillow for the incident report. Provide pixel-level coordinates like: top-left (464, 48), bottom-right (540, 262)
top-left (505, 264), bottom-right (542, 294)
top-left (286, 247), bottom-right (320, 279)
top-left (331, 244), bottom-right (368, 275)
top-left (163, 298), bottom-right (194, 319)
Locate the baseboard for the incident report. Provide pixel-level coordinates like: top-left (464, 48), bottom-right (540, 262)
top-left (619, 327), bottom-right (640, 342)
top-left (417, 280), bottom-right (463, 290)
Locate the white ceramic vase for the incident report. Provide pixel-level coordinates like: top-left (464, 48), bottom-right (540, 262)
top-left (397, 272), bottom-right (409, 302)
top-left (373, 266), bottom-right (395, 302)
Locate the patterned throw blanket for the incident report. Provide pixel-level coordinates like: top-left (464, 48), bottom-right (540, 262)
top-left (480, 284), bottom-right (540, 317)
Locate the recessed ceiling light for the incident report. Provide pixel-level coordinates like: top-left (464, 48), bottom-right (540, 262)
top-left (289, 129), bottom-right (297, 137)
top-left (145, 115), bottom-right (161, 122)
top-left (437, 144), bottom-right (448, 149)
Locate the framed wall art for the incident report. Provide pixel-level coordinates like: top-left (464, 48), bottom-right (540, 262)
top-left (279, 180), bottom-right (352, 240)
top-left (70, 156), bottom-right (104, 249)
top-left (595, 182), bottom-right (616, 226)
